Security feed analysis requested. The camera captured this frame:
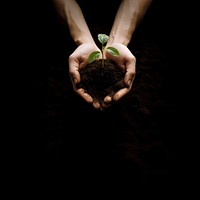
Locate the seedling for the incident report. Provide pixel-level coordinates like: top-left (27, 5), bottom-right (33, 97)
top-left (88, 33), bottom-right (120, 66)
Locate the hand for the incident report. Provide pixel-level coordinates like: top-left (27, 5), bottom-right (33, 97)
top-left (68, 43), bottom-right (102, 109)
top-left (102, 43), bottom-right (136, 109)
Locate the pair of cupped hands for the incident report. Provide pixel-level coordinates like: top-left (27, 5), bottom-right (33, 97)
top-left (68, 42), bottom-right (136, 110)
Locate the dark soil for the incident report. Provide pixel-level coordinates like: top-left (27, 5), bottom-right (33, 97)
top-left (77, 59), bottom-right (126, 102)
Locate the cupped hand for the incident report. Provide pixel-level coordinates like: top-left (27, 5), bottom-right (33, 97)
top-left (68, 43), bottom-right (102, 109)
top-left (102, 43), bottom-right (136, 109)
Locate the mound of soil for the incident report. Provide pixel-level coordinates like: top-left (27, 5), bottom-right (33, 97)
top-left (77, 59), bottom-right (126, 102)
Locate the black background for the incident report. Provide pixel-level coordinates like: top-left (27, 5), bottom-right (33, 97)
top-left (6, 0), bottom-right (195, 197)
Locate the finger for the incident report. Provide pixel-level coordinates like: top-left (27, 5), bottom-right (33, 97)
top-left (102, 95), bottom-right (113, 109)
top-left (93, 101), bottom-right (101, 109)
top-left (101, 102), bottom-right (112, 109)
top-left (69, 67), bottom-right (81, 84)
top-left (124, 57), bottom-right (136, 88)
top-left (79, 60), bottom-right (89, 69)
top-left (68, 56), bottom-right (81, 84)
top-left (124, 72), bottom-right (135, 88)
top-left (76, 88), bottom-right (93, 104)
top-left (112, 87), bottom-right (129, 101)
top-left (104, 95), bottom-right (112, 104)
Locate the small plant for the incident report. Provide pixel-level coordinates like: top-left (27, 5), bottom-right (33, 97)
top-left (88, 33), bottom-right (120, 66)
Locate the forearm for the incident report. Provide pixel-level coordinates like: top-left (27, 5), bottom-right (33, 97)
top-left (107, 0), bottom-right (152, 46)
top-left (53, 0), bottom-right (95, 46)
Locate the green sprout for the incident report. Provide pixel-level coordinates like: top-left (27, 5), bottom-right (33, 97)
top-left (88, 33), bottom-right (120, 66)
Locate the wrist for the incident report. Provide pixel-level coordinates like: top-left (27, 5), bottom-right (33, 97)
top-left (74, 35), bottom-right (96, 46)
top-left (107, 32), bottom-right (132, 47)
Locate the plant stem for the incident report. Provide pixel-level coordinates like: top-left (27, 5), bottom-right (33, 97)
top-left (102, 44), bottom-right (104, 67)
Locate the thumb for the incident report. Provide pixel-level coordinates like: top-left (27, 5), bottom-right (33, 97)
top-left (124, 71), bottom-right (135, 88)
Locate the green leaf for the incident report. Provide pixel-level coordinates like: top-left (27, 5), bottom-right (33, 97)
top-left (106, 47), bottom-right (120, 56)
top-left (98, 34), bottom-right (109, 45)
top-left (88, 51), bottom-right (100, 63)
